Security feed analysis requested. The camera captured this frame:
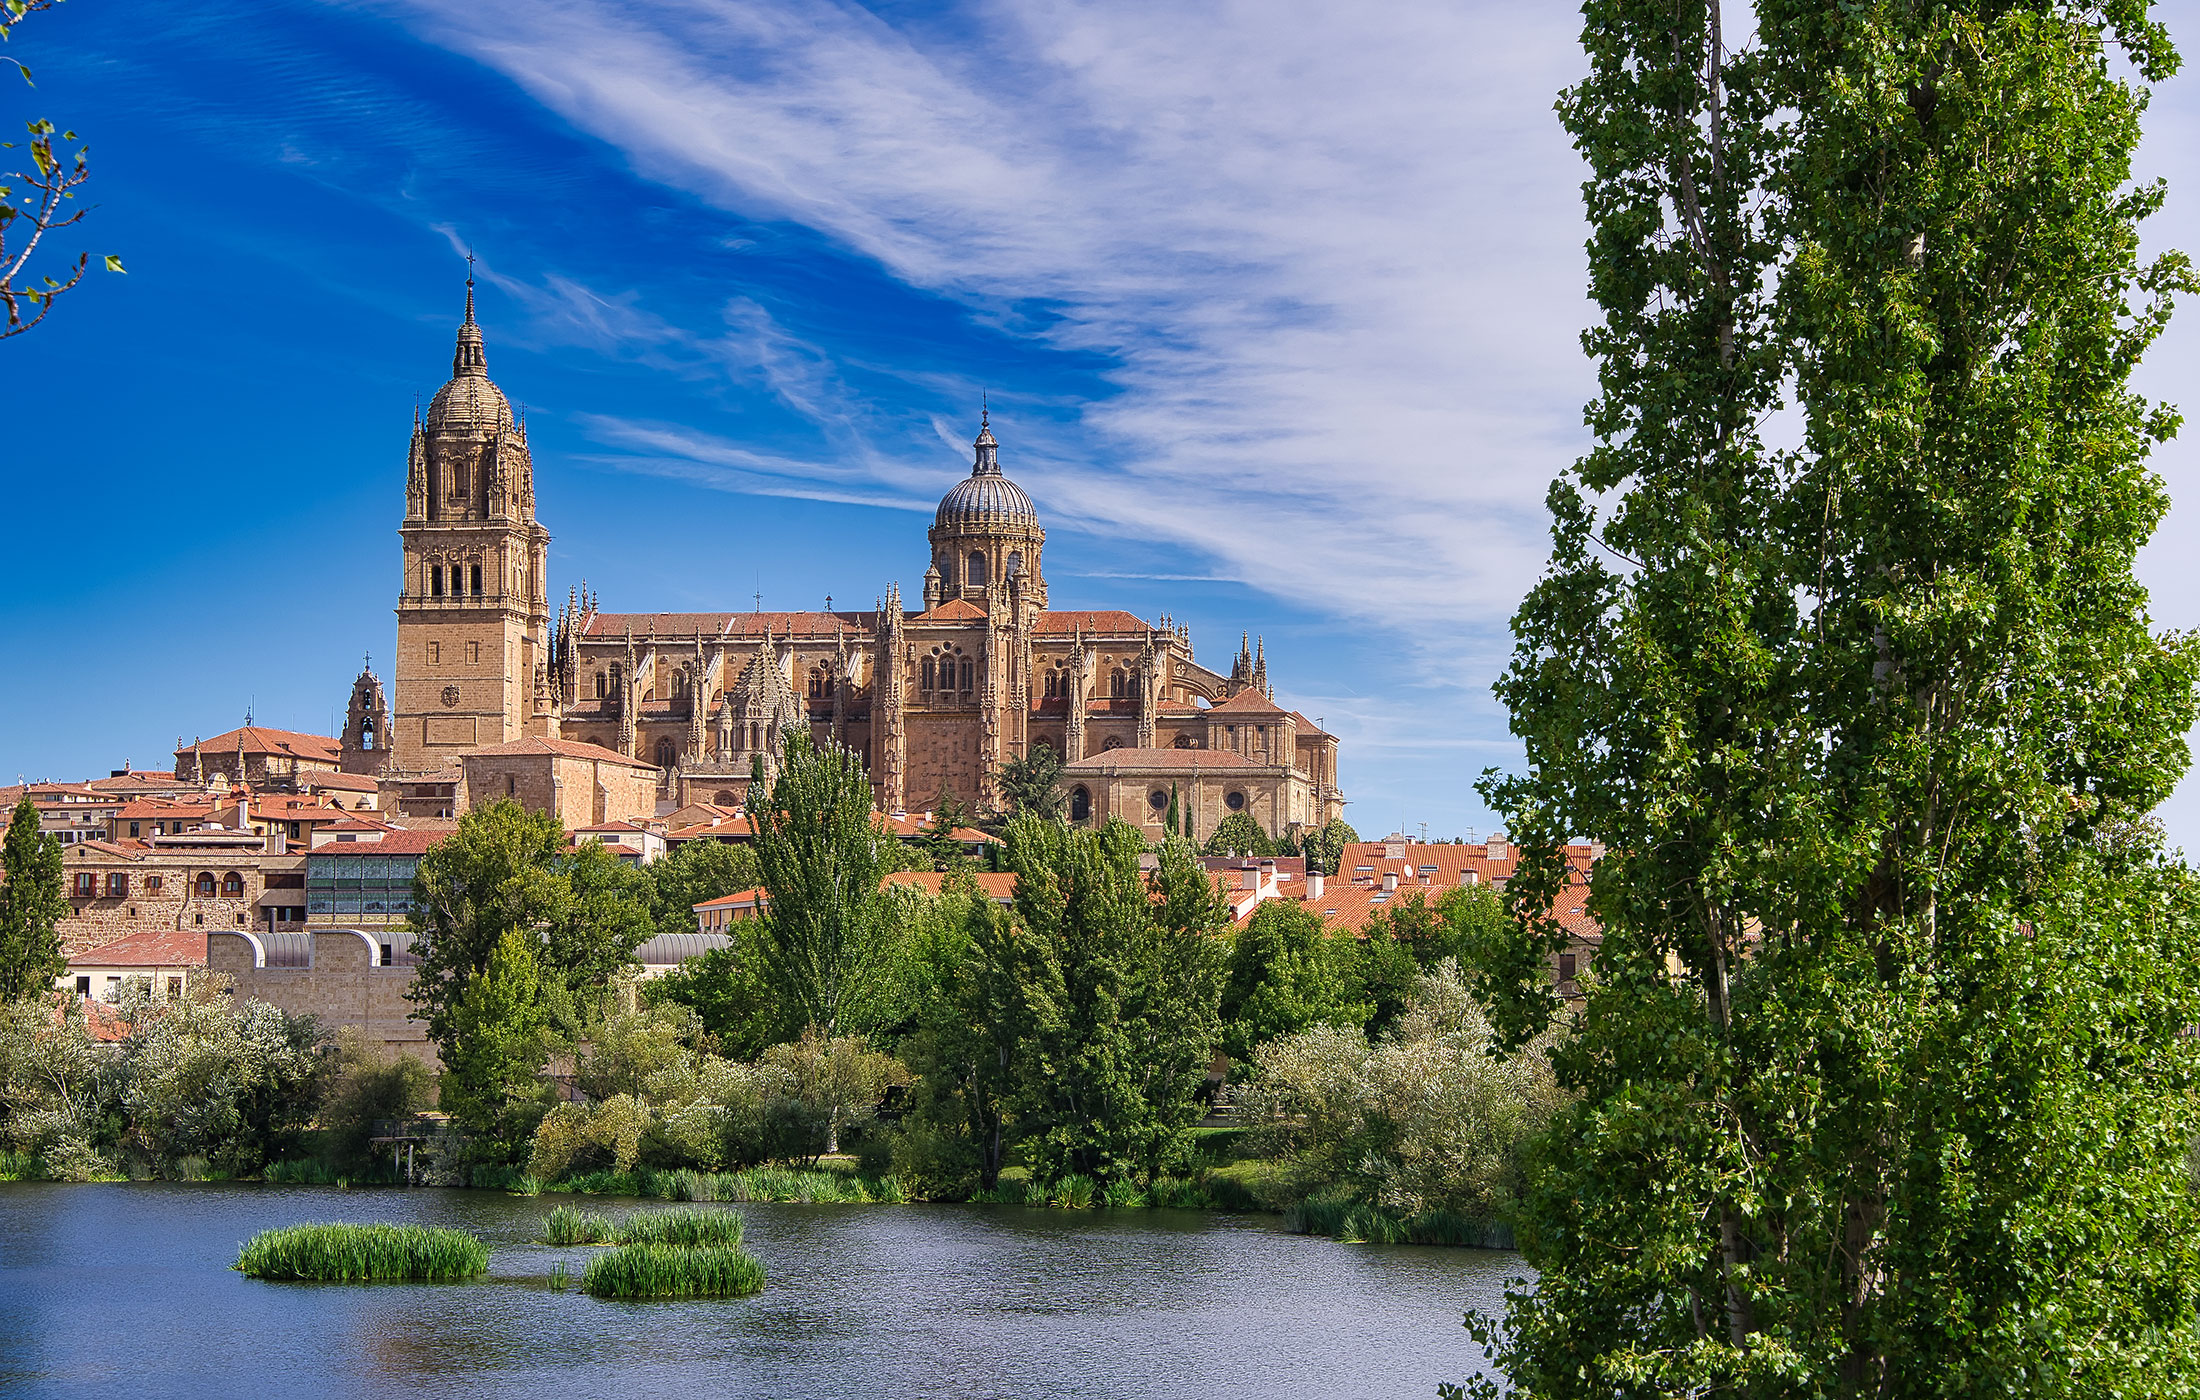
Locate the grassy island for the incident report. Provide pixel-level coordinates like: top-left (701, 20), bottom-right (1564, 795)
top-left (580, 1242), bottom-right (765, 1299)
top-left (235, 1223), bottom-right (488, 1282)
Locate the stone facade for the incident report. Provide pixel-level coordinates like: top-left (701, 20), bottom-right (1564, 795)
top-left (56, 836), bottom-right (304, 959)
top-left (364, 297), bottom-right (1346, 840)
top-left (209, 928), bottom-right (435, 1068)
top-left (457, 736), bottom-right (660, 830)
top-left (171, 725), bottom-right (343, 789)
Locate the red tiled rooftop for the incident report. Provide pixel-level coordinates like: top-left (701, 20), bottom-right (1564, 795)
top-left (182, 726), bottom-right (342, 763)
top-left (69, 927), bottom-right (207, 969)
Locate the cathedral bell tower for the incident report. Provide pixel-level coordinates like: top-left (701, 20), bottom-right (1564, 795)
top-left (391, 271), bottom-right (553, 771)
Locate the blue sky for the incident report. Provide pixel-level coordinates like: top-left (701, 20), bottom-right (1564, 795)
top-left (7, 1), bottom-right (2200, 850)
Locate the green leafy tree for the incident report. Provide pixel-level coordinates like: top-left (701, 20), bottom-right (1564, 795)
top-left (1163, 784), bottom-right (1180, 842)
top-left (752, 733), bottom-right (893, 1036)
top-left (1219, 900), bottom-right (1368, 1065)
top-left (894, 876), bottom-right (1032, 1194)
top-left (920, 785), bottom-right (973, 872)
top-left (407, 801), bottom-right (649, 1054)
top-left (642, 840), bottom-right (761, 939)
top-left (1201, 810), bottom-right (1275, 859)
top-left (1, 0), bottom-right (125, 339)
top-left (993, 742), bottom-right (1066, 822)
top-left (1004, 818), bottom-right (1227, 1185)
top-left (646, 927), bottom-right (790, 1060)
top-left (120, 988), bottom-right (325, 1177)
top-left (0, 796), bottom-right (64, 1003)
top-left (437, 928), bottom-right (556, 1160)
top-left (1299, 817), bottom-right (1357, 877)
top-left (1463, 4), bottom-right (2200, 1395)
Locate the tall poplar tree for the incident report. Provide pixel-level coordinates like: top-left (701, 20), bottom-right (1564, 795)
top-left (752, 732), bottom-right (893, 1036)
top-left (1466, 2), bottom-right (2200, 1395)
top-left (0, 796), bottom-right (66, 1002)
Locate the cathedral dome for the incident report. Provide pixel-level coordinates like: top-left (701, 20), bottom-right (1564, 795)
top-left (935, 416), bottom-right (1037, 529)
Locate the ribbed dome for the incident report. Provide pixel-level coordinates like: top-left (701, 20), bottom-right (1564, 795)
top-left (426, 373), bottom-right (510, 437)
top-left (935, 416), bottom-right (1038, 528)
top-left (936, 470), bottom-right (1037, 528)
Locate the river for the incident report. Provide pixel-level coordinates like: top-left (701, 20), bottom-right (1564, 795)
top-left (0, 1183), bottom-right (1519, 1398)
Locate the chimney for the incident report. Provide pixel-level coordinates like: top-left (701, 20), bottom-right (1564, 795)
top-left (1382, 870), bottom-right (1398, 894)
top-left (1241, 867), bottom-right (1259, 891)
top-left (1460, 868), bottom-right (1479, 886)
top-left (1487, 834), bottom-right (1508, 861)
top-left (1309, 869), bottom-right (1325, 899)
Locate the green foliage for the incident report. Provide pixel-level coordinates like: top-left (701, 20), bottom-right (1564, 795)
top-left (641, 840), bottom-right (760, 939)
top-left (1200, 811), bottom-right (1275, 858)
top-left (1236, 962), bottom-right (1564, 1224)
top-left (920, 786), bottom-right (974, 872)
top-left (406, 801), bottom-right (651, 1055)
top-left (1463, 4), bottom-right (2200, 1394)
top-left (579, 1242), bottom-right (765, 1299)
top-left (234, 1223), bottom-right (487, 1282)
top-left (437, 929), bottom-right (556, 1162)
top-left (758, 1026), bottom-right (910, 1158)
top-left (993, 742), bottom-right (1066, 822)
top-left (0, 995), bottom-right (120, 1175)
top-left (316, 1030), bottom-right (433, 1174)
top-left (751, 734), bottom-right (894, 1036)
top-left (120, 986), bottom-right (325, 1178)
top-left (893, 877), bottom-right (1027, 1195)
top-left (1219, 900), bottom-right (1368, 1064)
top-left (613, 1206), bottom-right (745, 1247)
top-left (1298, 818), bottom-right (1357, 878)
top-left (575, 1000), bottom-right (703, 1102)
top-left (1002, 818), bottom-right (1228, 1186)
top-left (0, 796), bottom-right (64, 1003)
top-left (542, 1204), bottom-right (615, 1244)
top-left (645, 930), bottom-right (787, 1059)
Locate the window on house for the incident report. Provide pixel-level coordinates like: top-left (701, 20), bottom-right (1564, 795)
top-left (596, 672), bottom-right (608, 699)
top-left (1225, 791), bottom-right (1246, 811)
top-left (166, 977), bottom-right (182, 1000)
top-left (1558, 953), bottom-right (1578, 982)
top-left (75, 976), bottom-right (90, 996)
top-left (1069, 786), bottom-right (1091, 821)
top-left (468, 641), bottom-right (480, 664)
top-left (106, 873), bottom-right (128, 897)
top-left (471, 564), bottom-right (483, 595)
top-left (506, 775), bottom-right (516, 797)
top-left (195, 913), bottom-right (204, 926)
top-left (73, 873), bottom-right (96, 897)
top-left (147, 876), bottom-right (162, 893)
top-left (221, 872), bottom-right (244, 897)
top-left (1007, 550), bottom-right (1023, 579)
top-left (922, 658), bottom-right (936, 691)
top-left (128, 821), bottom-right (140, 838)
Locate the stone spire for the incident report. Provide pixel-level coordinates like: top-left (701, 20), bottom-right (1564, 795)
top-left (1253, 636), bottom-right (1269, 698)
top-left (452, 257), bottom-right (487, 378)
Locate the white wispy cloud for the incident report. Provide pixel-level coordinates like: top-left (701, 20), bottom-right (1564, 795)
top-left (380, 0), bottom-right (1598, 691)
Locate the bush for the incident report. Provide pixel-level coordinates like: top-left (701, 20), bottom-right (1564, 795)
top-left (234, 1223), bottom-right (487, 1281)
top-left (262, 1159), bottom-right (342, 1185)
top-left (1234, 960), bottom-right (1567, 1230)
top-left (542, 1204), bottom-right (614, 1245)
top-left (615, 1207), bottom-right (744, 1247)
top-left (580, 1242), bottom-right (765, 1299)
top-left (317, 1031), bottom-right (434, 1175)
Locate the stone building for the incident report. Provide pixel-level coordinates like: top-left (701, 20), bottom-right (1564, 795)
top-left (171, 725), bottom-right (343, 790)
top-left (354, 287), bottom-right (1346, 843)
top-left (55, 827), bottom-right (304, 959)
top-left (456, 736), bottom-right (660, 830)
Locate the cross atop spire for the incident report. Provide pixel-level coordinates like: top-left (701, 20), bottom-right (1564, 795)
top-left (464, 250), bottom-right (477, 325)
top-left (451, 255), bottom-right (488, 378)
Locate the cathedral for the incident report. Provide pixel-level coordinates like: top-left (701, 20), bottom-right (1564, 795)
top-left (354, 281), bottom-right (1345, 841)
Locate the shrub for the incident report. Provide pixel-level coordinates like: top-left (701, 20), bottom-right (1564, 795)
top-left (615, 1207), bottom-right (745, 1248)
top-left (1049, 1174), bottom-right (1097, 1209)
top-left (1100, 1177), bottom-right (1147, 1208)
top-left (234, 1223), bottom-right (487, 1281)
top-left (542, 1204), bottom-right (614, 1245)
top-left (580, 1242), bottom-right (765, 1299)
top-left (317, 1031), bottom-right (434, 1175)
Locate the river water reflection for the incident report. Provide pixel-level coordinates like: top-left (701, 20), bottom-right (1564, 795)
top-left (0, 1183), bottom-right (1521, 1398)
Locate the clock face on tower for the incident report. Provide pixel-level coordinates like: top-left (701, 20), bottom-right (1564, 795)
top-left (442, 685), bottom-right (461, 708)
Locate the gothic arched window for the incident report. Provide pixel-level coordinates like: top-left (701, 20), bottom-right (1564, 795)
top-left (1007, 551), bottom-right (1023, 579)
top-left (810, 666), bottom-right (828, 699)
top-left (595, 672), bottom-right (608, 699)
top-left (967, 551), bottom-right (988, 588)
top-left (470, 564), bottom-right (484, 596)
top-left (430, 566), bottom-right (444, 599)
top-left (1110, 669), bottom-right (1127, 698)
top-left (960, 658), bottom-right (974, 692)
top-left (655, 738), bottom-right (678, 771)
top-left (1070, 786), bottom-right (1091, 821)
top-left (922, 657), bottom-right (936, 691)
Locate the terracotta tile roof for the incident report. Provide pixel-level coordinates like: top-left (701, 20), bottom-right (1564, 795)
top-left (666, 815), bottom-right (762, 841)
top-left (917, 598), bottom-right (987, 621)
top-left (463, 736), bottom-right (660, 769)
top-left (883, 871), bottom-right (1017, 901)
top-left (582, 610), bottom-right (879, 641)
top-left (84, 773), bottom-right (188, 792)
top-left (693, 886), bottom-right (768, 912)
top-left (1033, 610), bottom-right (1152, 635)
top-left (307, 828), bottom-right (445, 855)
top-left (1287, 711), bottom-right (1333, 740)
top-left (576, 820), bottom-right (647, 834)
top-left (184, 726), bottom-right (342, 764)
top-left (68, 928), bottom-right (207, 969)
top-left (1207, 688), bottom-right (1287, 715)
top-left (67, 839), bottom-right (149, 859)
top-left (114, 798), bottom-right (220, 820)
top-left (300, 771), bottom-right (381, 791)
top-left (75, 999), bottom-right (133, 1043)
top-left (1061, 747), bottom-right (1259, 772)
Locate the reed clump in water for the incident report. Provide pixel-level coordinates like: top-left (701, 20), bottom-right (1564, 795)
top-left (541, 1204), bottom-right (614, 1245)
top-left (234, 1223), bottom-right (488, 1281)
top-left (614, 1207), bottom-right (745, 1248)
top-left (580, 1242), bottom-right (766, 1299)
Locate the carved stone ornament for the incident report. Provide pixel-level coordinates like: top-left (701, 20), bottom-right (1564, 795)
top-left (442, 685), bottom-right (461, 708)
